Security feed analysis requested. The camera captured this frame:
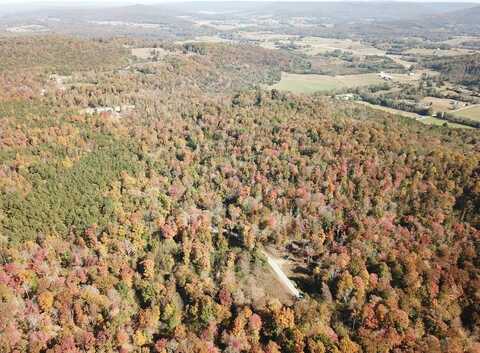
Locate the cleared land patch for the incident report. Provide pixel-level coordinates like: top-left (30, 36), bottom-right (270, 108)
top-left (405, 47), bottom-right (475, 56)
top-left (441, 36), bottom-right (480, 46)
top-left (238, 31), bottom-right (300, 42)
top-left (88, 21), bottom-right (166, 29)
top-left (385, 54), bottom-right (414, 69)
top-left (356, 101), bottom-right (426, 120)
top-left (237, 31), bottom-right (300, 50)
top-left (422, 117), bottom-right (474, 129)
top-left (271, 72), bottom-right (384, 93)
top-left (452, 105), bottom-right (480, 121)
top-left (297, 36), bottom-right (384, 56)
top-left (358, 102), bottom-right (473, 129)
top-left (131, 47), bottom-right (168, 60)
top-left (175, 35), bottom-right (234, 45)
top-left (6, 25), bottom-right (49, 33)
top-left (421, 96), bottom-right (467, 112)
top-left (193, 20), bottom-right (256, 31)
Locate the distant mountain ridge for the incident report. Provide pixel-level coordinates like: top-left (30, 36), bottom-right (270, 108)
top-left (1, 1), bottom-right (480, 39)
top-left (2, 2), bottom-right (478, 23)
top-left (432, 4), bottom-right (480, 25)
top-left (162, 1), bottom-right (478, 23)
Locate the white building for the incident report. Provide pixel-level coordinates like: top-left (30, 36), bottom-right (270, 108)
top-left (379, 71), bottom-right (393, 81)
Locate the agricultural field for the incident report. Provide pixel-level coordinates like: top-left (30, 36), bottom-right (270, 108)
top-left (297, 36), bottom-right (384, 56)
top-left (192, 20), bottom-right (245, 31)
top-left (175, 35), bottom-right (234, 45)
top-left (356, 101), bottom-right (426, 120)
top-left (237, 31), bottom-right (299, 42)
top-left (385, 54), bottom-right (414, 69)
top-left (234, 34), bottom-right (385, 57)
top-left (271, 72), bottom-right (384, 93)
top-left (405, 47), bottom-right (475, 56)
top-left (357, 101), bottom-right (474, 129)
top-left (270, 71), bottom-right (421, 94)
top-left (421, 116), bottom-right (474, 128)
top-left (237, 31), bottom-right (300, 49)
top-left (6, 25), bottom-right (49, 33)
top-left (452, 104), bottom-right (480, 121)
top-left (441, 35), bottom-right (480, 45)
top-left (421, 96), bottom-right (467, 112)
top-left (131, 47), bottom-right (169, 60)
top-left (389, 72), bottom-right (428, 83)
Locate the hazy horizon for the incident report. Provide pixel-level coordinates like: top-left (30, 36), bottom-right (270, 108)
top-left (1, 0), bottom-right (479, 5)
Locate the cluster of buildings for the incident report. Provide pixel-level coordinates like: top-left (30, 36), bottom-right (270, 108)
top-left (378, 71), bottom-right (393, 81)
top-left (83, 105), bottom-right (136, 116)
top-left (335, 93), bottom-right (359, 101)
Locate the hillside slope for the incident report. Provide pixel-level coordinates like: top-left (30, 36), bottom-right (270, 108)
top-left (0, 37), bottom-right (479, 353)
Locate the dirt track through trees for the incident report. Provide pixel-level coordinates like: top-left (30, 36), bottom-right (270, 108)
top-left (263, 251), bottom-right (302, 298)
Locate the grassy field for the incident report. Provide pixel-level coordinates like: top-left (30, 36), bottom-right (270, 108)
top-left (422, 117), bottom-right (473, 129)
top-left (441, 36), bottom-right (479, 46)
top-left (357, 102), bottom-right (473, 129)
top-left (131, 47), bottom-right (168, 59)
top-left (238, 31), bottom-right (299, 42)
top-left (405, 48), bottom-right (474, 56)
top-left (193, 20), bottom-right (242, 31)
top-left (357, 101), bottom-right (425, 119)
top-left (176, 35), bottom-right (234, 45)
top-left (237, 32), bottom-right (300, 50)
top-left (297, 37), bottom-right (384, 56)
top-left (271, 72), bottom-right (383, 93)
top-left (420, 96), bottom-right (466, 112)
top-left (452, 105), bottom-right (480, 122)
top-left (236, 34), bottom-right (385, 57)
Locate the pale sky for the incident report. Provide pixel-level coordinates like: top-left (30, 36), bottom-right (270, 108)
top-left (1, 0), bottom-right (479, 4)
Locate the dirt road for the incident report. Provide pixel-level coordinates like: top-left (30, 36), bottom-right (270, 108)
top-left (263, 251), bottom-right (302, 299)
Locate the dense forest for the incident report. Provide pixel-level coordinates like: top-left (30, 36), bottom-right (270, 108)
top-left (424, 54), bottom-right (480, 88)
top-left (0, 36), bottom-right (479, 353)
top-left (0, 36), bottom-right (129, 73)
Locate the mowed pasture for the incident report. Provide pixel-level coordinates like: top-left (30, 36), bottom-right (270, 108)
top-left (192, 20), bottom-right (242, 31)
top-left (359, 102), bottom-right (473, 129)
top-left (405, 48), bottom-right (475, 56)
top-left (356, 101), bottom-right (425, 119)
top-left (237, 31), bottom-right (300, 49)
top-left (452, 105), bottom-right (480, 121)
top-left (175, 35), bottom-right (234, 45)
top-left (238, 31), bottom-right (299, 42)
top-left (236, 34), bottom-right (385, 57)
top-left (422, 117), bottom-right (474, 129)
top-left (441, 35), bottom-right (479, 46)
top-left (297, 37), bottom-right (385, 56)
top-left (131, 47), bottom-right (168, 60)
top-left (421, 96), bottom-right (467, 112)
top-left (271, 72), bottom-right (384, 93)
